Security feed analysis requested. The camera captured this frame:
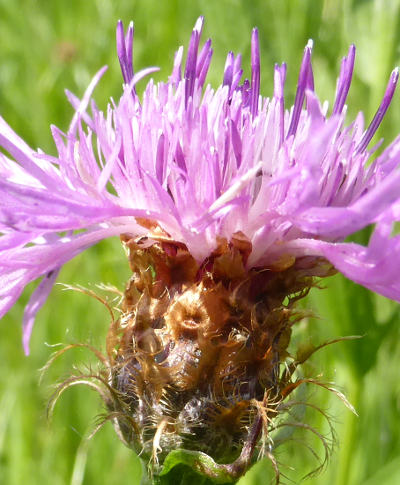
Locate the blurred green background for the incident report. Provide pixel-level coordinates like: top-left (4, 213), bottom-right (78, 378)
top-left (1, 0), bottom-right (400, 484)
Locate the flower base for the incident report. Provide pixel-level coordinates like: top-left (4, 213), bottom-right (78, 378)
top-left (105, 233), bottom-right (320, 479)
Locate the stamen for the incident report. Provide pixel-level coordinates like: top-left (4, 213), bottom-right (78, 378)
top-left (233, 53), bottom-right (242, 73)
top-left (332, 45), bottom-right (356, 115)
top-left (116, 20), bottom-right (134, 84)
top-left (155, 134), bottom-right (165, 184)
top-left (184, 16), bottom-right (204, 106)
top-left (274, 63), bottom-right (287, 146)
top-left (223, 51), bottom-right (235, 88)
top-left (242, 79), bottom-right (250, 106)
top-left (250, 28), bottom-right (260, 117)
top-left (196, 38), bottom-right (212, 78)
top-left (124, 22), bottom-right (134, 82)
top-left (355, 67), bottom-right (399, 154)
top-left (196, 39), bottom-right (213, 89)
top-left (307, 55), bottom-right (315, 92)
top-left (198, 48), bottom-right (213, 88)
top-left (286, 39), bottom-right (313, 138)
top-left (170, 46), bottom-right (183, 84)
top-left (223, 53), bottom-right (243, 95)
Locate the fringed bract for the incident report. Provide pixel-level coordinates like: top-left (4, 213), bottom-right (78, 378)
top-left (104, 232), bottom-right (325, 476)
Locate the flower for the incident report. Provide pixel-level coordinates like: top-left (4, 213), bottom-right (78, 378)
top-left (1, 16), bottom-right (400, 356)
top-left (3, 17), bottom-right (400, 482)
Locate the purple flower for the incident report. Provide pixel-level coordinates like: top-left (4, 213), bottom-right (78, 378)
top-left (1, 17), bottom-right (400, 354)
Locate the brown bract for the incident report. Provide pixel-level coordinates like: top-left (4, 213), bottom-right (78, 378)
top-left (106, 231), bottom-right (318, 470)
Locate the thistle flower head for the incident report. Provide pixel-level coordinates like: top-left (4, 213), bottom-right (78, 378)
top-left (2, 19), bottom-right (399, 353)
top-left (1, 21), bottom-right (399, 352)
top-left (2, 16), bottom-right (400, 481)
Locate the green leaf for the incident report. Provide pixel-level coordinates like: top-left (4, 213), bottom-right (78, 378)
top-left (156, 449), bottom-right (236, 485)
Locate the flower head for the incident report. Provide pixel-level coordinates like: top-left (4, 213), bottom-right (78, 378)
top-left (1, 17), bottom-right (400, 356)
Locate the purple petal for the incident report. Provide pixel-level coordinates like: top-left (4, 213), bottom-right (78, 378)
top-left (355, 68), bottom-right (399, 154)
top-left (332, 45), bottom-right (356, 115)
top-left (286, 40), bottom-right (313, 138)
top-left (23, 268), bottom-right (60, 355)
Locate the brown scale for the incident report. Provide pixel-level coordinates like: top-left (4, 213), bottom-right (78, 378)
top-left (106, 230), bottom-right (319, 466)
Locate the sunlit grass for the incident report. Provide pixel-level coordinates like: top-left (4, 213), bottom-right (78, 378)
top-left (1, 1), bottom-right (400, 484)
